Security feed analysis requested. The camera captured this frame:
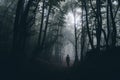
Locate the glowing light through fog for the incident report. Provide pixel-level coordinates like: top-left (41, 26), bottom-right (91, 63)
top-left (62, 8), bottom-right (82, 66)
top-left (66, 12), bottom-right (74, 24)
top-left (65, 8), bottom-right (82, 29)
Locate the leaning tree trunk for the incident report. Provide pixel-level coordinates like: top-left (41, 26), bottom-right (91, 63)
top-left (83, 0), bottom-right (95, 50)
top-left (38, 0), bottom-right (45, 47)
top-left (41, 3), bottom-right (52, 50)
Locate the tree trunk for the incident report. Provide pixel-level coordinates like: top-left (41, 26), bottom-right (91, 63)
top-left (96, 0), bottom-right (102, 51)
top-left (13, 0), bottom-right (25, 56)
top-left (38, 0), bottom-right (45, 47)
top-left (106, 0), bottom-right (110, 49)
top-left (83, 0), bottom-right (95, 50)
top-left (12, 0), bottom-right (25, 74)
top-left (109, 0), bottom-right (117, 48)
top-left (80, 3), bottom-right (85, 62)
top-left (41, 3), bottom-right (52, 49)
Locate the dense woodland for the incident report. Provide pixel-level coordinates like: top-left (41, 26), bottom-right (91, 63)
top-left (0, 0), bottom-right (120, 80)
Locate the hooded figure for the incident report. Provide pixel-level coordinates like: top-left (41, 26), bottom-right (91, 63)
top-left (66, 54), bottom-right (70, 67)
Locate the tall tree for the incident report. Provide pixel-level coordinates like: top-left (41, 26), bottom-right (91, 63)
top-left (96, 0), bottom-right (102, 51)
top-left (13, 0), bottom-right (40, 63)
top-left (109, 0), bottom-right (117, 47)
top-left (82, 0), bottom-right (95, 50)
top-left (13, 0), bottom-right (25, 56)
top-left (38, 0), bottom-right (45, 47)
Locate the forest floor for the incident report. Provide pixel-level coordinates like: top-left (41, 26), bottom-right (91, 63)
top-left (1, 47), bottom-right (120, 80)
top-left (4, 58), bottom-right (120, 80)
top-left (16, 62), bottom-right (120, 80)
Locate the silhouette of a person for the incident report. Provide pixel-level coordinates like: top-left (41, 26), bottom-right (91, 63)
top-left (66, 54), bottom-right (70, 67)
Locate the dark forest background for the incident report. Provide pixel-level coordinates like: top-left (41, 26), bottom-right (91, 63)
top-left (0, 0), bottom-right (120, 80)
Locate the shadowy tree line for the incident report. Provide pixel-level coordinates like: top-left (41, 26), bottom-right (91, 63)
top-left (0, 0), bottom-right (120, 67)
